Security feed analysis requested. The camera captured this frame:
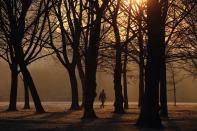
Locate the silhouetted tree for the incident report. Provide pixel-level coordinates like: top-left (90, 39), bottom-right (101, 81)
top-left (18, 74), bottom-right (30, 109)
top-left (0, 0), bottom-right (53, 113)
top-left (77, 59), bottom-right (86, 108)
top-left (47, 0), bottom-right (85, 110)
top-left (137, 0), bottom-right (163, 128)
top-left (83, 0), bottom-right (110, 119)
top-left (176, 1), bottom-right (197, 75)
top-left (159, 0), bottom-right (196, 117)
top-left (136, 4), bottom-right (146, 108)
top-left (159, 0), bottom-right (168, 117)
top-left (168, 63), bottom-right (177, 106)
top-left (23, 78), bottom-right (30, 109)
top-left (123, 45), bottom-right (128, 109)
top-left (108, 0), bottom-right (124, 114)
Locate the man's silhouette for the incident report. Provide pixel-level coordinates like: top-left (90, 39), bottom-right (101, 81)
top-left (99, 89), bottom-right (106, 108)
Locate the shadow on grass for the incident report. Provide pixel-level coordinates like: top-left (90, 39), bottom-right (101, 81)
top-left (62, 111), bottom-right (138, 131)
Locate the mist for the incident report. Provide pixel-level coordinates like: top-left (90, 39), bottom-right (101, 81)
top-left (0, 57), bottom-right (197, 103)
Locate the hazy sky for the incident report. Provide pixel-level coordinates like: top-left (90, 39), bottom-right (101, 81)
top-left (0, 56), bottom-right (197, 103)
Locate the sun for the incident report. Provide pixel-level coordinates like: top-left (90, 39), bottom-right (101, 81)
top-left (134, 0), bottom-right (143, 4)
top-left (125, 0), bottom-right (144, 6)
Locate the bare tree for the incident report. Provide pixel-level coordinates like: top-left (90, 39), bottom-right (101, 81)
top-left (137, 0), bottom-right (163, 127)
top-left (0, 0), bottom-right (53, 113)
top-left (107, 0), bottom-right (125, 114)
top-left (83, 0), bottom-right (110, 119)
top-left (47, 0), bottom-right (84, 110)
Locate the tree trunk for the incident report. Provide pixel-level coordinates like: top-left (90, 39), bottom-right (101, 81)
top-left (123, 52), bottom-right (128, 109)
top-left (83, 33), bottom-right (99, 118)
top-left (8, 65), bottom-right (18, 111)
top-left (136, 0), bottom-right (162, 128)
top-left (21, 65), bottom-right (45, 113)
top-left (172, 71), bottom-right (176, 106)
top-left (68, 67), bottom-right (80, 110)
top-left (83, 0), bottom-right (109, 119)
top-left (159, 0), bottom-right (168, 117)
top-left (173, 84), bottom-right (176, 106)
top-left (83, 25), bottom-right (99, 119)
top-left (83, 55), bottom-right (98, 118)
top-left (138, 60), bottom-right (144, 107)
top-left (160, 61), bottom-right (168, 117)
top-left (113, 51), bottom-right (124, 113)
top-left (138, 18), bottom-right (145, 107)
top-left (15, 46), bottom-right (45, 113)
top-left (23, 79), bottom-right (30, 109)
top-left (9, 1), bottom-right (44, 113)
top-left (112, 2), bottom-right (124, 113)
top-left (77, 60), bottom-right (85, 108)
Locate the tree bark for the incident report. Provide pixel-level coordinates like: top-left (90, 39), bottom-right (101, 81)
top-left (112, 0), bottom-right (124, 113)
top-left (136, 0), bottom-right (162, 128)
top-left (83, 54), bottom-right (98, 118)
top-left (123, 51), bottom-right (128, 109)
top-left (172, 69), bottom-right (176, 106)
top-left (113, 48), bottom-right (124, 112)
top-left (77, 60), bottom-right (85, 108)
top-left (83, 30), bottom-right (100, 118)
top-left (159, 0), bottom-right (168, 117)
top-left (83, 20), bottom-right (100, 119)
top-left (138, 60), bottom-right (144, 107)
top-left (138, 15), bottom-right (145, 107)
top-left (14, 45), bottom-right (45, 113)
top-left (21, 65), bottom-right (45, 113)
top-left (8, 0), bottom-right (44, 113)
top-left (114, 56), bottom-right (124, 113)
top-left (68, 67), bottom-right (80, 110)
top-left (23, 79), bottom-right (30, 109)
top-left (83, 0), bottom-right (109, 119)
top-left (8, 64), bottom-right (18, 111)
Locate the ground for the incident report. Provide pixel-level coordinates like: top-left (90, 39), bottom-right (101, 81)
top-left (0, 102), bottom-right (196, 131)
